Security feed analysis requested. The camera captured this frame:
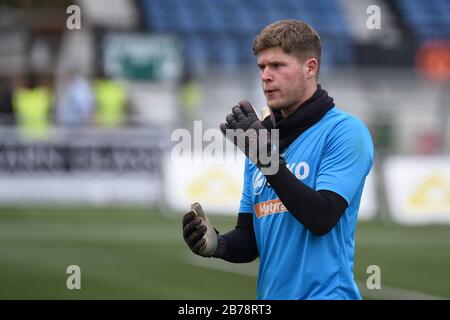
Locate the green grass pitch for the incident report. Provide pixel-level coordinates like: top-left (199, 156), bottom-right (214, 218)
top-left (0, 207), bottom-right (448, 299)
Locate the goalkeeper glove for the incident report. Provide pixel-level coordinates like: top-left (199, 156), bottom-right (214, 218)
top-left (182, 202), bottom-right (218, 257)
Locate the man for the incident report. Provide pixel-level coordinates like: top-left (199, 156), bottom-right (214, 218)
top-left (56, 71), bottom-right (96, 127)
top-left (182, 20), bottom-right (373, 300)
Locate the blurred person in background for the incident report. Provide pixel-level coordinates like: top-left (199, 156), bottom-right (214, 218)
top-left (182, 20), bottom-right (374, 300)
top-left (13, 72), bottom-right (53, 140)
top-left (56, 69), bottom-right (96, 127)
top-left (93, 73), bottom-right (127, 128)
top-left (178, 68), bottom-right (202, 127)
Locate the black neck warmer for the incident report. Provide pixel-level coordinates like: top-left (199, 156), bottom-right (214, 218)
top-left (262, 84), bottom-right (335, 152)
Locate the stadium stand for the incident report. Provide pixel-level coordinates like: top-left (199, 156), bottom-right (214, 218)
top-left (140, 0), bottom-right (354, 75)
top-left (393, 0), bottom-right (450, 42)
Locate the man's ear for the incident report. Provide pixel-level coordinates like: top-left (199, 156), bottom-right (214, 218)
top-left (304, 58), bottom-right (318, 79)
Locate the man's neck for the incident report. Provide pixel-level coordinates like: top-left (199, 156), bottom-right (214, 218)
top-left (281, 83), bottom-right (317, 118)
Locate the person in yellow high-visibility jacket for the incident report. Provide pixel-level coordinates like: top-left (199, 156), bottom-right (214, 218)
top-left (178, 70), bottom-right (202, 126)
top-left (93, 78), bottom-right (127, 128)
top-left (13, 75), bottom-right (53, 140)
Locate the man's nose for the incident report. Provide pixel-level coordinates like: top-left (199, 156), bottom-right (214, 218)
top-left (261, 68), bottom-right (273, 82)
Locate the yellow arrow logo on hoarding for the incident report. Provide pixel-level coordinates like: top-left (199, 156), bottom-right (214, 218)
top-left (187, 167), bottom-right (241, 203)
top-left (408, 174), bottom-right (450, 211)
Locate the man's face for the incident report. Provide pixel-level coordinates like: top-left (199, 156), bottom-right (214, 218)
top-left (257, 47), bottom-right (309, 114)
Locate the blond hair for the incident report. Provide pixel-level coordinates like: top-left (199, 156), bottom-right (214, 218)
top-left (253, 19), bottom-right (322, 75)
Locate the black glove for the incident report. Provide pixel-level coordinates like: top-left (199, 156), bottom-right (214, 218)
top-left (182, 203), bottom-right (218, 257)
top-left (220, 100), bottom-right (282, 171)
top-left (220, 100), bottom-right (266, 132)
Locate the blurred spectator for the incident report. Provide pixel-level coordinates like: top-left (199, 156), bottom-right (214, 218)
top-left (0, 78), bottom-right (15, 126)
top-left (56, 71), bottom-right (96, 127)
top-left (93, 77), bottom-right (127, 128)
top-left (178, 70), bottom-right (202, 126)
top-left (13, 73), bottom-right (53, 140)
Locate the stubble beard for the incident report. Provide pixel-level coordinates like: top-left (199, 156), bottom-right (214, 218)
top-left (267, 92), bottom-right (304, 118)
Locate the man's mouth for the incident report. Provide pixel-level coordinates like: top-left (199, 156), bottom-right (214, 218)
top-left (264, 89), bottom-right (278, 95)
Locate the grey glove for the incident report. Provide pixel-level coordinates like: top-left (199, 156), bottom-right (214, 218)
top-left (182, 202), bottom-right (218, 257)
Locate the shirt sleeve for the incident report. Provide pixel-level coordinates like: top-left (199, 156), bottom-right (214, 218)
top-left (239, 158), bottom-right (254, 214)
top-left (315, 116), bottom-right (374, 204)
